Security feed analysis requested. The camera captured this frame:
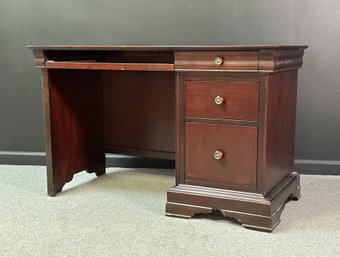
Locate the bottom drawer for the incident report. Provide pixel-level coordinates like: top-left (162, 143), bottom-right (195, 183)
top-left (185, 123), bottom-right (257, 190)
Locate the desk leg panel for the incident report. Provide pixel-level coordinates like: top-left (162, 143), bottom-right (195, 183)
top-left (42, 69), bottom-right (105, 196)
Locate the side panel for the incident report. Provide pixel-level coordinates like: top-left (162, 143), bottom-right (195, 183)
top-left (263, 70), bottom-right (298, 195)
top-left (46, 69), bottom-right (105, 195)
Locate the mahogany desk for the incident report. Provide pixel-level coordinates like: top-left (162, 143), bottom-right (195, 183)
top-left (29, 45), bottom-right (307, 231)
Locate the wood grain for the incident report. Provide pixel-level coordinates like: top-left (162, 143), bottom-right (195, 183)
top-left (259, 48), bottom-right (305, 71)
top-left (262, 70), bottom-right (298, 195)
top-left (175, 51), bottom-right (258, 71)
top-left (28, 45), bottom-right (308, 51)
top-left (185, 123), bottom-right (258, 191)
top-left (102, 71), bottom-right (175, 158)
top-left (45, 61), bottom-right (174, 71)
top-left (185, 80), bottom-right (259, 121)
top-left (46, 69), bottom-right (105, 196)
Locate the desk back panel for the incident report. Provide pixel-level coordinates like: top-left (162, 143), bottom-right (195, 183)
top-left (102, 71), bottom-right (176, 159)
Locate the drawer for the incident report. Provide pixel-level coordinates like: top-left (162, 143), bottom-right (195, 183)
top-left (175, 51), bottom-right (258, 71)
top-left (186, 80), bottom-right (259, 121)
top-left (185, 123), bottom-right (257, 190)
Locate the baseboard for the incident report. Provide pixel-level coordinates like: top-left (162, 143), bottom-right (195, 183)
top-left (294, 159), bottom-right (340, 175)
top-left (0, 151), bottom-right (175, 169)
top-left (105, 155), bottom-right (175, 169)
top-left (0, 151), bottom-right (46, 165)
top-left (0, 151), bottom-right (339, 175)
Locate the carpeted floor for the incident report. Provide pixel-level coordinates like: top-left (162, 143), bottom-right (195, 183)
top-left (0, 165), bottom-right (339, 257)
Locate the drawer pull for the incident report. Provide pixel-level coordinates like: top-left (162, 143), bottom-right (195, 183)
top-left (214, 96), bottom-right (224, 105)
top-left (213, 150), bottom-right (224, 160)
top-left (214, 56), bottom-right (223, 65)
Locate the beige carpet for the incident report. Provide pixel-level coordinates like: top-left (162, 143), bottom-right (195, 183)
top-left (0, 165), bottom-right (339, 257)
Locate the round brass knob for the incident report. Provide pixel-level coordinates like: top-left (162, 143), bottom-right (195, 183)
top-left (214, 56), bottom-right (223, 65)
top-left (213, 150), bottom-right (224, 160)
top-left (215, 96), bottom-right (224, 105)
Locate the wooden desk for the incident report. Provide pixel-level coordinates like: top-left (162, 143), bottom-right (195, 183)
top-left (29, 45), bottom-right (307, 231)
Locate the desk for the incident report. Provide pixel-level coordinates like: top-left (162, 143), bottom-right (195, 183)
top-left (29, 45), bottom-right (307, 231)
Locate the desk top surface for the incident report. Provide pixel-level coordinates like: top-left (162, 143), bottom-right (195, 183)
top-left (27, 45), bottom-right (308, 51)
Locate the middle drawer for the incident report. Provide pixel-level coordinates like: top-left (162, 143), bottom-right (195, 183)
top-left (185, 80), bottom-right (259, 121)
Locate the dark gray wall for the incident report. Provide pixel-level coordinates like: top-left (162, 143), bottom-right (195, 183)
top-left (1, 0), bottom-right (339, 172)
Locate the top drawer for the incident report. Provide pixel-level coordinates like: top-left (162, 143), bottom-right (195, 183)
top-left (175, 51), bottom-right (258, 71)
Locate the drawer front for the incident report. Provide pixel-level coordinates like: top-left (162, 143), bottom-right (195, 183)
top-left (185, 123), bottom-right (257, 190)
top-left (186, 80), bottom-right (259, 121)
top-left (175, 51), bottom-right (258, 71)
